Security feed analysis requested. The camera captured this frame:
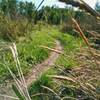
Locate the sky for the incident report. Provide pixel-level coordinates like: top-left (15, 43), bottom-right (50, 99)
top-left (21, 0), bottom-right (100, 9)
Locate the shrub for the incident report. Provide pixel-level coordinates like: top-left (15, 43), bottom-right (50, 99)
top-left (0, 13), bottom-right (33, 41)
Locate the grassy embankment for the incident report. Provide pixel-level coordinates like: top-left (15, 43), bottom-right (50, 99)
top-left (0, 25), bottom-right (55, 83)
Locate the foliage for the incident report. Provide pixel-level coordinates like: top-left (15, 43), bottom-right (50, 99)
top-left (28, 25), bottom-right (100, 100)
top-left (0, 13), bottom-right (32, 40)
top-left (0, 0), bottom-right (35, 40)
top-left (95, 1), bottom-right (100, 12)
top-left (0, 26), bottom-right (55, 82)
top-left (0, 0), bottom-right (99, 40)
top-left (12, 84), bottom-right (25, 100)
top-left (50, 28), bottom-right (84, 68)
top-left (29, 74), bottom-right (54, 100)
top-left (0, 0), bottom-right (35, 20)
top-left (75, 10), bottom-right (100, 33)
top-left (37, 6), bottom-right (75, 25)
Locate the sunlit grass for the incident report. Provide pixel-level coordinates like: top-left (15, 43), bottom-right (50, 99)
top-left (0, 26), bottom-right (55, 81)
top-left (50, 28), bottom-right (84, 68)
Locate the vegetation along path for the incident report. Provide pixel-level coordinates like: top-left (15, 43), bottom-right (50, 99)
top-left (26, 40), bottom-right (63, 86)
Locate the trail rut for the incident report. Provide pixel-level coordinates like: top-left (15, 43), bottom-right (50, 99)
top-left (26, 40), bottom-right (62, 86)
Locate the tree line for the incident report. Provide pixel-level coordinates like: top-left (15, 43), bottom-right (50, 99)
top-left (0, 0), bottom-right (100, 40)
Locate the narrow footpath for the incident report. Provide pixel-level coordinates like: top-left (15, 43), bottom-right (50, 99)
top-left (26, 40), bottom-right (63, 86)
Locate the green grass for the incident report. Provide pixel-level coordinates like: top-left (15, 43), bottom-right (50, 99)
top-left (55, 33), bottom-right (84, 68)
top-left (0, 25), bottom-right (55, 82)
top-left (47, 26), bottom-right (84, 68)
top-left (28, 26), bottom-right (85, 99)
top-left (0, 25), bottom-right (84, 99)
top-left (29, 73), bottom-right (53, 100)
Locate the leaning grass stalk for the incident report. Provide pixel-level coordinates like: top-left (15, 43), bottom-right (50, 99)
top-left (40, 45), bottom-right (69, 58)
top-left (10, 43), bottom-right (31, 100)
top-left (55, 64), bottom-right (77, 78)
top-left (41, 85), bottom-right (61, 99)
top-left (9, 45), bottom-right (23, 84)
top-left (47, 75), bottom-right (76, 83)
top-left (40, 45), bottom-right (62, 54)
top-left (72, 18), bottom-right (90, 46)
top-left (0, 94), bottom-right (19, 100)
top-left (72, 18), bottom-right (99, 68)
top-left (61, 96), bottom-right (77, 100)
top-left (15, 54), bottom-right (31, 100)
top-left (15, 53), bottom-right (31, 100)
top-left (86, 83), bottom-right (96, 91)
top-left (3, 56), bottom-right (27, 99)
top-left (32, 93), bottom-right (50, 97)
top-left (87, 31), bottom-right (97, 40)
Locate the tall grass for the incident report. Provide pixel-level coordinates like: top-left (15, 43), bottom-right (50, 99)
top-left (0, 26), bottom-right (55, 81)
top-left (0, 13), bottom-right (33, 41)
top-left (28, 24), bottom-right (100, 99)
top-left (2, 43), bottom-right (31, 100)
top-left (72, 18), bottom-right (99, 69)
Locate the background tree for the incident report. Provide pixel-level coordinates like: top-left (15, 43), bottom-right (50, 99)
top-left (95, 1), bottom-right (100, 12)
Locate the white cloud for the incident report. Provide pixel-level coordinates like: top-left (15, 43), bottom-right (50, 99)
top-left (84, 0), bottom-right (97, 8)
top-left (20, 0), bottom-right (100, 9)
top-left (42, 0), bottom-right (98, 8)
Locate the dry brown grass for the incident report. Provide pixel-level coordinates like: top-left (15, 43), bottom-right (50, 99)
top-left (46, 19), bottom-right (100, 99)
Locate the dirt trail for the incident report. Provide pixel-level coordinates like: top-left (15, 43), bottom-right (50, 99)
top-left (26, 40), bottom-right (62, 86)
top-left (0, 40), bottom-right (62, 99)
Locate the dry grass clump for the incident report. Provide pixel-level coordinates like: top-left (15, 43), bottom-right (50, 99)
top-left (47, 50), bottom-right (100, 99)
top-left (0, 43), bottom-right (32, 100)
top-left (46, 19), bottom-right (100, 99)
top-left (0, 13), bottom-right (33, 40)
